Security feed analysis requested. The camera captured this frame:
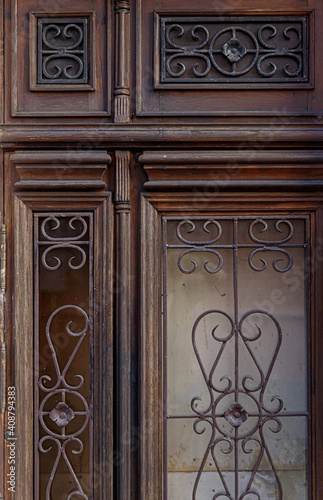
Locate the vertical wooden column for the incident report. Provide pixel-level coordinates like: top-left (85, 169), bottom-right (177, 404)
top-left (114, 1), bottom-right (131, 123)
top-left (115, 151), bottom-right (131, 499)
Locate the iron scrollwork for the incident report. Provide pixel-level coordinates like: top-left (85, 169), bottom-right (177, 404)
top-left (39, 215), bottom-right (89, 271)
top-left (35, 213), bottom-right (93, 499)
top-left (37, 18), bottom-right (89, 85)
top-left (38, 306), bottom-right (90, 500)
top-left (159, 16), bottom-right (308, 84)
top-left (165, 216), bottom-right (309, 499)
top-left (176, 219), bottom-right (223, 274)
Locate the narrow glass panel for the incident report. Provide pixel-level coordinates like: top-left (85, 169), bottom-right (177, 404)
top-left (35, 213), bottom-right (93, 500)
top-left (164, 216), bottom-right (310, 500)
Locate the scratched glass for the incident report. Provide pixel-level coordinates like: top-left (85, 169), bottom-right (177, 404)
top-left (164, 216), bottom-right (309, 500)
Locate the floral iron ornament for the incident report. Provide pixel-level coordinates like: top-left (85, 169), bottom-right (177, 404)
top-left (160, 16), bottom-right (308, 84)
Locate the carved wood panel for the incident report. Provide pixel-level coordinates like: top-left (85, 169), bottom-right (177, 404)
top-left (7, 0), bottom-right (111, 118)
top-left (136, 0), bottom-right (321, 119)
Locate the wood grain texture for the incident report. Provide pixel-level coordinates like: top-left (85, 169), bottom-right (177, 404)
top-left (8, 0), bottom-right (111, 119)
top-left (137, 0), bottom-right (320, 118)
top-left (140, 195), bottom-right (160, 500)
top-left (14, 195), bottom-right (33, 500)
top-left (93, 195), bottom-right (114, 500)
top-left (11, 151), bottom-right (111, 190)
top-left (2, 125), bottom-right (323, 145)
top-left (140, 150), bottom-right (323, 189)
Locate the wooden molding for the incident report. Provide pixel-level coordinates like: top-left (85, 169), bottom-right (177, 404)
top-left (2, 125), bottom-right (323, 146)
top-left (114, 1), bottom-right (131, 123)
top-left (140, 195), bottom-right (160, 500)
top-left (14, 196), bottom-right (33, 499)
top-left (10, 151), bottom-right (111, 190)
top-left (139, 150), bottom-right (323, 190)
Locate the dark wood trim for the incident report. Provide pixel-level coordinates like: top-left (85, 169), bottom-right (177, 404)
top-left (1, 125), bottom-right (323, 146)
top-left (13, 195), bottom-right (33, 499)
top-left (10, 151), bottom-right (111, 190)
top-left (115, 151), bottom-right (132, 500)
top-left (93, 195), bottom-right (114, 500)
top-left (140, 150), bottom-right (323, 164)
top-left (140, 195), bottom-right (160, 500)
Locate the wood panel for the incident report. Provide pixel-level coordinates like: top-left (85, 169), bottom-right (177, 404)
top-left (139, 190), bottom-right (323, 499)
top-left (10, 150), bottom-right (111, 190)
top-left (140, 195), bottom-right (160, 500)
top-left (136, 0), bottom-right (321, 120)
top-left (14, 195), bottom-right (34, 500)
top-left (6, 0), bottom-right (111, 119)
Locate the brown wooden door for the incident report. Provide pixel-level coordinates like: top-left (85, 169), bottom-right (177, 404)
top-left (1, 0), bottom-right (323, 499)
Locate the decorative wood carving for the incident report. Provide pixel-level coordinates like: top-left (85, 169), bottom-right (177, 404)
top-left (156, 15), bottom-right (309, 87)
top-left (114, 1), bottom-right (131, 123)
top-left (115, 151), bottom-right (131, 500)
top-left (116, 150), bottom-right (130, 205)
top-left (11, 151), bottom-right (111, 190)
top-left (139, 150), bottom-right (323, 190)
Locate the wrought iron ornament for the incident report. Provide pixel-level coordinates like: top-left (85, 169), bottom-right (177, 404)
top-left (35, 214), bottom-right (93, 499)
top-left (37, 18), bottom-right (89, 84)
top-left (159, 16), bottom-right (308, 85)
top-left (164, 216), bottom-right (310, 499)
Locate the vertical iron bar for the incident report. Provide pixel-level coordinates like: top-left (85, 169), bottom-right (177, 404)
top-left (34, 215), bottom-right (40, 500)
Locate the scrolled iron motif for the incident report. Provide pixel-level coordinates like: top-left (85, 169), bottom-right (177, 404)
top-left (40, 215), bottom-right (89, 271)
top-left (160, 16), bottom-right (308, 84)
top-left (41, 215), bottom-right (88, 241)
top-left (248, 218), bottom-right (294, 272)
top-left (165, 216), bottom-right (309, 499)
top-left (38, 305), bottom-right (90, 500)
top-left (38, 18), bottom-right (88, 84)
top-left (191, 309), bottom-right (284, 500)
top-left (176, 219), bottom-right (224, 274)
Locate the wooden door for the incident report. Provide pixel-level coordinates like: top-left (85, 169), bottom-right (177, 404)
top-left (1, 0), bottom-right (323, 499)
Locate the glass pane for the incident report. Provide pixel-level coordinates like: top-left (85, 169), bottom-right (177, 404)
top-left (164, 216), bottom-right (310, 500)
top-left (35, 213), bottom-right (93, 499)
